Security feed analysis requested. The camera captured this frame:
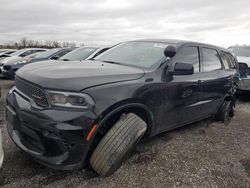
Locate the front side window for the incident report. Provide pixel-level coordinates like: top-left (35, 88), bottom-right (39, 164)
top-left (174, 46), bottom-right (200, 73)
top-left (95, 41), bottom-right (169, 68)
top-left (202, 48), bottom-right (222, 72)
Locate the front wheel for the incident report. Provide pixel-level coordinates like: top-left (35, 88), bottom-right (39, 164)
top-left (90, 113), bottom-right (147, 176)
top-left (216, 100), bottom-right (235, 125)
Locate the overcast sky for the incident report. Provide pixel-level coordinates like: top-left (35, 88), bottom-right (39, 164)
top-left (0, 0), bottom-right (250, 47)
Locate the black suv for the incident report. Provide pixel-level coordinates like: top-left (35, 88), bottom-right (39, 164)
top-left (6, 39), bottom-right (238, 176)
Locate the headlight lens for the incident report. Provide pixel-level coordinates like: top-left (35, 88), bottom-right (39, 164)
top-left (46, 90), bottom-right (95, 109)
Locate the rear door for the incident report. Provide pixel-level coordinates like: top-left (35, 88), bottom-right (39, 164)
top-left (199, 47), bottom-right (234, 116)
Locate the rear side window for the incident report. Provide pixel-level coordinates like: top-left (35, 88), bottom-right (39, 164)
top-left (174, 46), bottom-right (200, 73)
top-left (202, 48), bottom-right (222, 72)
top-left (225, 53), bottom-right (237, 69)
top-left (221, 52), bottom-right (237, 69)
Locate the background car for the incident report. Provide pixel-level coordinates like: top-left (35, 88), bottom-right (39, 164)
top-left (229, 46), bottom-right (250, 91)
top-left (2, 51), bottom-right (46, 79)
top-left (59, 47), bottom-right (109, 61)
top-left (0, 49), bottom-right (17, 59)
top-left (28, 47), bottom-right (75, 63)
top-left (1, 48), bottom-right (74, 79)
top-left (0, 48), bottom-right (47, 76)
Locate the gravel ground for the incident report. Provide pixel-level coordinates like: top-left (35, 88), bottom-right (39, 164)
top-left (0, 79), bottom-right (250, 188)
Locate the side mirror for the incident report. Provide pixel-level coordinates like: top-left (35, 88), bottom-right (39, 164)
top-left (51, 56), bottom-right (59, 60)
top-left (238, 62), bottom-right (248, 78)
top-left (164, 45), bottom-right (176, 58)
top-left (173, 62), bottom-right (194, 75)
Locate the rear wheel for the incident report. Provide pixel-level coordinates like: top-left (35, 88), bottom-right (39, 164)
top-left (216, 100), bottom-right (235, 125)
top-left (90, 113), bottom-right (147, 176)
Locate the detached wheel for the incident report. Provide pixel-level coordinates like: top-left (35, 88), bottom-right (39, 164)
top-left (90, 113), bottom-right (147, 176)
top-left (216, 100), bottom-right (235, 125)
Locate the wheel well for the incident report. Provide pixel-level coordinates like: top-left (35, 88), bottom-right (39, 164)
top-left (98, 106), bottom-right (152, 139)
top-left (224, 95), bottom-right (236, 104)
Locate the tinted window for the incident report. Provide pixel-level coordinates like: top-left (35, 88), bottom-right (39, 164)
top-left (221, 52), bottom-right (237, 70)
top-left (175, 46), bottom-right (200, 73)
top-left (95, 42), bottom-right (169, 68)
top-left (202, 48), bottom-right (222, 72)
top-left (225, 53), bottom-right (237, 69)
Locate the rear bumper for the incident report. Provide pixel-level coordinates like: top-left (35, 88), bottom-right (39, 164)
top-left (6, 88), bottom-right (98, 170)
top-left (238, 77), bottom-right (250, 91)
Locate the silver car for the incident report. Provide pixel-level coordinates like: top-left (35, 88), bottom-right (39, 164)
top-left (229, 46), bottom-right (250, 91)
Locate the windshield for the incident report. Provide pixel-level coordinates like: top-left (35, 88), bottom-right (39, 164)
top-left (10, 49), bottom-right (28, 56)
top-left (26, 52), bottom-right (44, 58)
top-left (59, 47), bottom-right (97, 61)
top-left (94, 41), bottom-right (168, 68)
top-left (230, 47), bottom-right (250, 57)
top-left (36, 48), bottom-right (59, 58)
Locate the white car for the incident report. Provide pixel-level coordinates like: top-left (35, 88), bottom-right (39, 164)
top-left (0, 128), bottom-right (3, 168)
top-left (229, 46), bottom-right (250, 91)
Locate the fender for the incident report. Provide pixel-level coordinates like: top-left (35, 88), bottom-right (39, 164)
top-left (97, 102), bottom-right (155, 137)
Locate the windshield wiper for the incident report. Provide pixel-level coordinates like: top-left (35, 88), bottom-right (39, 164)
top-left (61, 58), bottom-right (70, 61)
top-left (102, 60), bottom-right (122, 65)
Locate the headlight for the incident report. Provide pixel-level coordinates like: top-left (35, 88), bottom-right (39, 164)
top-left (46, 90), bottom-right (95, 109)
top-left (14, 60), bottom-right (27, 65)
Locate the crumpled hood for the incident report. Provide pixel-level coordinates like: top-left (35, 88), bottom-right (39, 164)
top-left (237, 56), bottom-right (250, 66)
top-left (16, 60), bottom-right (145, 91)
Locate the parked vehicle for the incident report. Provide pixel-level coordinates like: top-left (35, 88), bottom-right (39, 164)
top-left (0, 49), bottom-right (17, 59)
top-left (6, 39), bottom-right (238, 176)
top-left (0, 48), bottom-right (47, 76)
top-left (2, 51), bottom-right (46, 79)
top-left (59, 47), bottom-right (109, 61)
top-left (28, 47), bottom-right (75, 62)
top-left (229, 46), bottom-right (250, 91)
top-left (1, 48), bottom-right (74, 79)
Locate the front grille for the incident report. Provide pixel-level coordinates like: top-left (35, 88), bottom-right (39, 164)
top-left (3, 65), bottom-right (11, 70)
top-left (15, 77), bottom-right (49, 107)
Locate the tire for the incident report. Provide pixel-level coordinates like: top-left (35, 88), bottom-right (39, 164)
top-left (216, 100), bottom-right (235, 125)
top-left (90, 113), bottom-right (147, 176)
